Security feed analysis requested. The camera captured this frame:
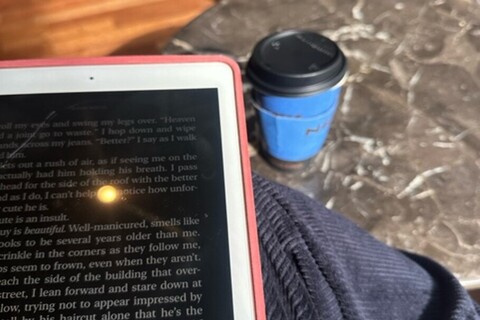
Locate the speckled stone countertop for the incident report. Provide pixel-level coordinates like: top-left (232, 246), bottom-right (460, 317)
top-left (163, 0), bottom-right (480, 288)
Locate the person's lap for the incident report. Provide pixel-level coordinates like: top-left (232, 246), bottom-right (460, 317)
top-left (253, 174), bottom-right (480, 320)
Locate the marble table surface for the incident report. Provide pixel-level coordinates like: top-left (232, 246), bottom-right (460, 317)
top-left (163, 0), bottom-right (480, 288)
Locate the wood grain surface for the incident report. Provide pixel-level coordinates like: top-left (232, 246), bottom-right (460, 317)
top-left (0, 0), bottom-right (215, 59)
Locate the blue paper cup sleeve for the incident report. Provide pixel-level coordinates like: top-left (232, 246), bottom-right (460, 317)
top-left (255, 103), bottom-right (337, 162)
top-left (256, 87), bottom-right (341, 117)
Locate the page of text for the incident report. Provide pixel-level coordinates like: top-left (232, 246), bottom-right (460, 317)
top-left (0, 90), bottom-right (233, 319)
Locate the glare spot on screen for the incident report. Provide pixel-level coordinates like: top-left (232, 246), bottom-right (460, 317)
top-left (97, 185), bottom-right (118, 203)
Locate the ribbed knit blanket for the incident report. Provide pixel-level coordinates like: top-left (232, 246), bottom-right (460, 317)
top-left (253, 174), bottom-right (480, 320)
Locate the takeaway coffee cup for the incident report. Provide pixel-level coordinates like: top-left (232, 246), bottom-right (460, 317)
top-left (246, 30), bottom-right (347, 169)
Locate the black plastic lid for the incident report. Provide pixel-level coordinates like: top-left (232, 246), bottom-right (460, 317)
top-left (246, 30), bottom-right (347, 96)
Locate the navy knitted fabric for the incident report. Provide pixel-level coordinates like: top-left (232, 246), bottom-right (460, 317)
top-left (253, 174), bottom-right (480, 320)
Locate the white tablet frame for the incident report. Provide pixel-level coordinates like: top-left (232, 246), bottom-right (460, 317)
top-left (0, 61), bottom-right (256, 320)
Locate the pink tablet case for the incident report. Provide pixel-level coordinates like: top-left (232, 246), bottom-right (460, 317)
top-left (0, 55), bottom-right (266, 320)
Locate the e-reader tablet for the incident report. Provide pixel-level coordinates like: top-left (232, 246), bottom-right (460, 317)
top-left (0, 56), bottom-right (265, 320)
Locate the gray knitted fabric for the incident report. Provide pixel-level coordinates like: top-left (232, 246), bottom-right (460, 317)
top-left (253, 174), bottom-right (480, 320)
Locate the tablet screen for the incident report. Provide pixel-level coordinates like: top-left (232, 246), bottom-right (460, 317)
top-left (0, 89), bottom-right (234, 319)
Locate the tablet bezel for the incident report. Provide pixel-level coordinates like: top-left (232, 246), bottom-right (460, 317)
top-left (0, 56), bottom-right (264, 320)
